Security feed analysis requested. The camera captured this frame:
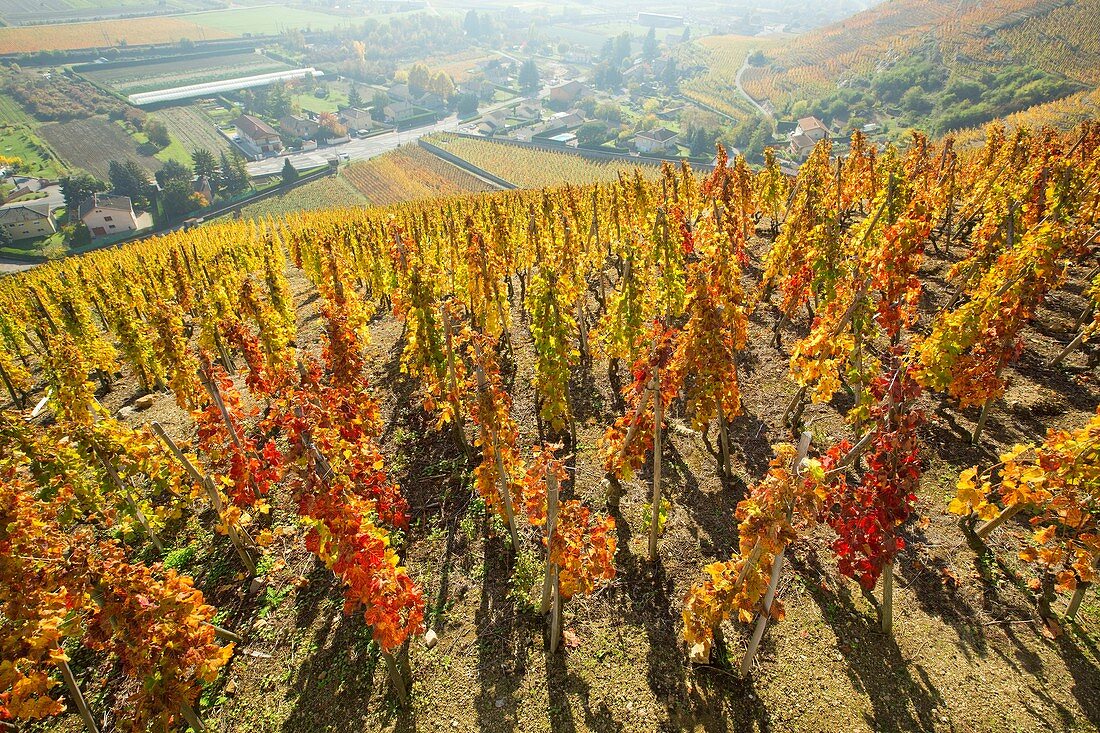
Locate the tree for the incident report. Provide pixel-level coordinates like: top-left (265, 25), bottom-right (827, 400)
top-left (347, 84), bottom-right (362, 109)
top-left (464, 9), bottom-right (480, 37)
top-left (60, 173), bottom-right (106, 214)
top-left (681, 26), bottom-right (690, 43)
top-left (643, 28), bottom-right (658, 60)
top-left (747, 50), bottom-right (766, 66)
top-left (0, 227), bottom-right (11, 249)
top-left (155, 159), bottom-right (191, 188)
top-left (108, 160), bottom-right (150, 208)
top-left (218, 151), bottom-right (251, 195)
top-left (576, 121), bottom-right (609, 147)
top-left (145, 118), bottom-right (171, 149)
top-left (370, 91), bottom-right (389, 117)
top-left (408, 63), bottom-right (431, 96)
top-left (282, 158), bottom-right (299, 185)
top-left (519, 59), bottom-right (540, 93)
top-left (613, 32), bottom-right (632, 65)
top-left (455, 92), bottom-right (478, 117)
top-left (161, 179), bottom-right (203, 218)
top-left (192, 148), bottom-right (217, 181)
top-left (431, 72), bottom-right (455, 101)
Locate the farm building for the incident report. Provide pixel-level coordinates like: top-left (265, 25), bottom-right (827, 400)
top-left (78, 193), bottom-right (151, 238)
top-left (634, 127), bottom-right (679, 153)
top-left (0, 203), bottom-right (55, 241)
top-left (234, 115), bottom-right (284, 158)
top-left (637, 12), bottom-right (684, 27)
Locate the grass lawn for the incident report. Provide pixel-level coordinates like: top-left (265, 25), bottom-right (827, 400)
top-left (293, 89), bottom-right (349, 114)
top-left (188, 6), bottom-right (355, 35)
top-left (0, 93), bottom-right (67, 178)
top-left (0, 126), bottom-right (67, 178)
top-left (154, 137), bottom-right (198, 167)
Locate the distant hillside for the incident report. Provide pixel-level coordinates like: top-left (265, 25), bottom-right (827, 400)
top-left (737, 0), bottom-right (1100, 135)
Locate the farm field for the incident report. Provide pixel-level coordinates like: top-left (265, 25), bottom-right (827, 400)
top-left (80, 52), bottom-right (292, 96)
top-left (0, 0), bottom-right (218, 25)
top-left (186, 6), bottom-right (355, 35)
top-left (342, 144), bottom-right (498, 206)
top-left (0, 124), bottom-right (1097, 733)
top-left (0, 16), bottom-right (234, 54)
top-left (156, 103), bottom-right (231, 155)
top-left (38, 115), bottom-right (161, 179)
top-left (430, 134), bottom-right (659, 188)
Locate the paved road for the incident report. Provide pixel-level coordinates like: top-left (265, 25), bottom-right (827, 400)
top-left (0, 184), bottom-right (64, 212)
top-left (735, 56), bottom-right (772, 118)
top-left (245, 94), bottom-right (543, 177)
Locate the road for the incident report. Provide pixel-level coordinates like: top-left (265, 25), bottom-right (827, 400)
top-left (245, 94), bottom-right (543, 177)
top-left (0, 184), bottom-right (64, 212)
top-left (735, 56), bottom-right (772, 118)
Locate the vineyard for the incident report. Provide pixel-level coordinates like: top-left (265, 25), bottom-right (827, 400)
top-left (0, 124), bottom-right (1098, 733)
top-left (430, 134), bottom-right (660, 188)
top-left (341, 145), bottom-right (499, 206)
top-left (679, 34), bottom-right (784, 121)
top-left (239, 174), bottom-right (366, 219)
top-left (738, 0), bottom-right (1100, 114)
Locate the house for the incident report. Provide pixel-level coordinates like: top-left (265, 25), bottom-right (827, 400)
top-left (548, 80), bottom-right (591, 105)
top-left (0, 202), bottom-right (55, 240)
top-left (280, 114), bottom-right (319, 140)
top-left (476, 111), bottom-right (509, 136)
top-left (388, 83), bottom-right (412, 102)
top-left (234, 115), bottom-right (283, 157)
top-left (512, 101), bottom-right (541, 121)
top-left (634, 127), bottom-right (679, 153)
top-left (78, 193), bottom-right (151, 238)
top-left (383, 101), bottom-right (417, 124)
top-left (795, 116), bottom-right (829, 142)
top-left (338, 107), bottom-right (373, 131)
top-left (788, 133), bottom-right (817, 160)
top-left (623, 62), bottom-right (651, 84)
top-left (417, 93), bottom-right (446, 112)
top-left (192, 176), bottom-right (213, 204)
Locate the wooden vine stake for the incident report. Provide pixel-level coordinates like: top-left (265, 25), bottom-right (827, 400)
top-left (881, 560), bottom-right (895, 635)
top-left (740, 431), bottom-right (811, 677)
top-left (150, 421), bottom-right (257, 575)
top-left (382, 651), bottom-right (409, 705)
top-left (57, 651), bottom-right (100, 733)
top-left (440, 308), bottom-right (470, 458)
top-left (541, 469), bottom-right (563, 652)
top-left (717, 409), bottom-right (731, 480)
top-left (1066, 582), bottom-right (1091, 621)
top-left (180, 701), bottom-right (207, 732)
top-left (975, 502), bottom-right (1025, 541)
top-left (648, 364), bottom-right (664, 564)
